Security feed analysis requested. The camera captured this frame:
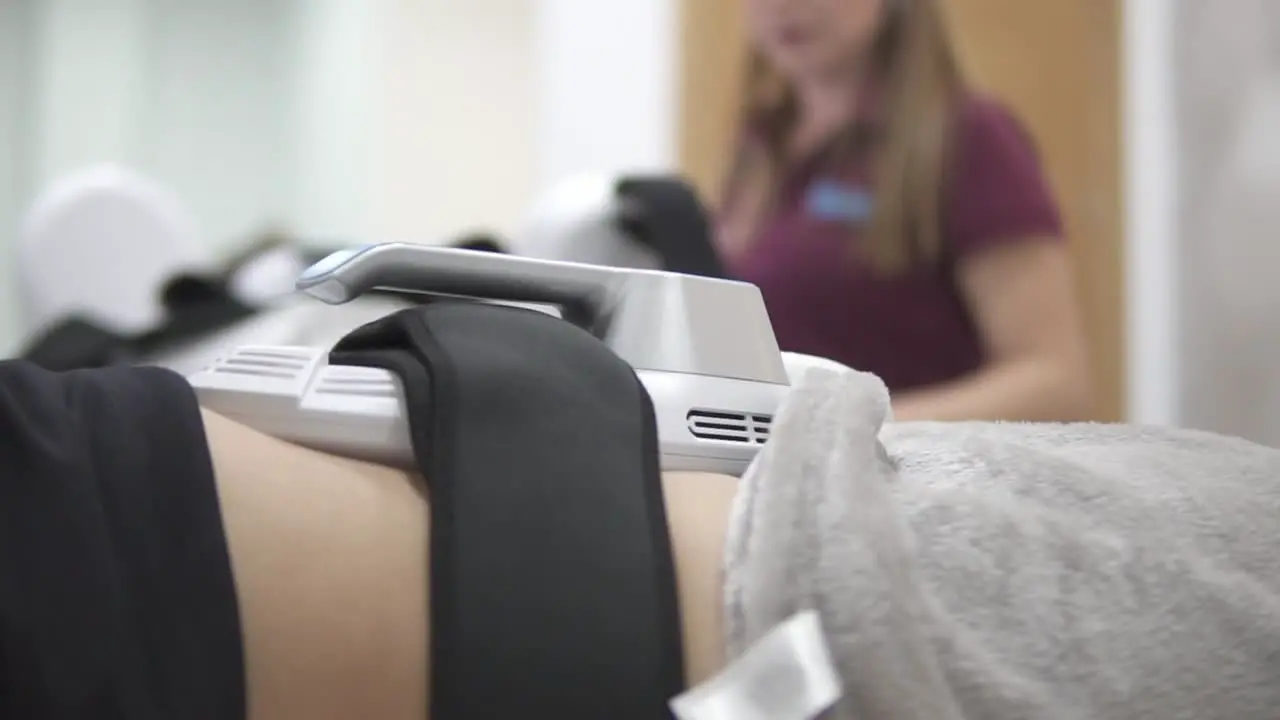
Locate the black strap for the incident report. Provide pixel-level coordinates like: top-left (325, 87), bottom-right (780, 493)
top-left (0, 361), bottom-right (245, 719)
top-left (330, 301), bottom-right (685, 719)
top-left (615, 176), bottom-right (727, 279)
top-left (17, 317), bottom-right (134, 370)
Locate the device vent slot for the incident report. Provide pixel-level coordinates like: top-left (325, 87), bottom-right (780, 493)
top-left (687, 409), bottom-right (772, 445)
top-left (314, 379), bottom-right (399, 399)
top-left (314, 368), bottom-right (399, 399)
top-left (217, 359), bottom-right (301, 380)
top-left (314, 386), bottom-right (398, 399)
top-left (225, 357), bottom-right (303, 371)
top-left (237, 348), bottom-right (312, 361)
top-left (750, 415), bottom-right (772, 444)
top-left (212, 351), bottom-right (310, 380)
top-left (214, 365), bottom-right (298, 379)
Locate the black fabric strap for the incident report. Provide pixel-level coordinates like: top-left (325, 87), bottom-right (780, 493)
top-left (330, 301), bottom-right (685, 719)
top-left (0, 361), bottom-right (244, 719)
top-left (17, 317), bottom-right (134, 370)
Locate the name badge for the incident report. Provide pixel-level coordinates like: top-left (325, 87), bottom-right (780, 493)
top-left (804, 179), bottom-right (873, 226)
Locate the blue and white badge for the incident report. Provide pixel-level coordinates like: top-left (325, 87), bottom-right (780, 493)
top-left (804, 179), bottom-right (873, 226)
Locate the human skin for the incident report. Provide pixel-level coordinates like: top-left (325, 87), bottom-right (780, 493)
top-left (202, 408), bottom-right (739, 720)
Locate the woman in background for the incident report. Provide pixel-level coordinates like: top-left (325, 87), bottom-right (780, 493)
top-left (720, 0), bottom-right (1093, 421)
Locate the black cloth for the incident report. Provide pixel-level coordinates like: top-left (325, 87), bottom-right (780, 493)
top-left (0, 361), bottom-right (244, 719)
top-left (615, 176), bottom-right (727, 279)
top-left (331, 301), bottom-right (685, 719)
top-left (18, 317), bottom-right (133, 371)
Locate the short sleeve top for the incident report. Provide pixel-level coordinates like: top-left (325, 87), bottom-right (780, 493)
top-left (728, 95), bottom-right (1064, 392)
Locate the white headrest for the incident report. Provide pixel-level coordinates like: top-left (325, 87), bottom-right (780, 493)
top-left (512, 174), bottom-right (661, 270)
top-left (18, 165), bottom-right (211, 335)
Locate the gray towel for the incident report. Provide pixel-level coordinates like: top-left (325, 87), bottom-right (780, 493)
top-left (725, 366), bottom-right (1280, 720)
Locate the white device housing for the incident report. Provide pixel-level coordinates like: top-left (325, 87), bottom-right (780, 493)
top-left (191, 345), bottom-right (792, 473)
top-left (191, 242), bottom-right (796, 475)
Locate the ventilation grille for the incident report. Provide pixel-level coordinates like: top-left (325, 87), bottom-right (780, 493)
top-left (313, 367), bottom-right (400, 400)
top-left (686, 409), bottom-right (772, 445)
top-left (214, 348), bottom-right (312, 380)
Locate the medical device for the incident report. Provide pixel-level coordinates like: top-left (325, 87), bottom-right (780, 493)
top-left (190, 242), bottom-right (793, 474)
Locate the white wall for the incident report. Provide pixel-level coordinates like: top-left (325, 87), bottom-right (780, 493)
top-left (288, 0), bottom-right (379, 242)
top-left (1122, 0), bottom-right (1280, 442)
top-left (134, 0), bottom-right (298, 248)
top-left (1171, 0), bottom-right (1280, 445)
top-left (368, 0), bottom-right (680, 244)
top-left (26, 0), bottom-right (298, 249)
top-left (1122, 0), bottom-right (1179, 426)
top-left (29, 0), bottom-right (150, 191)
top-left (369, 0), bottom-right (539, 244)
top-left (534, 0), bottom-right (680, 190)
top-left (0, 0), bottom-right (33, 352)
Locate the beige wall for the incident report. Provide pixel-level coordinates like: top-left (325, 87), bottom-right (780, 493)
top-left (1176, 0), bottom-right (1280, 444)
top-left (370, 0), bottom-right (538, 244)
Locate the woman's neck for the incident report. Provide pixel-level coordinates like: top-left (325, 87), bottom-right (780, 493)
top-left (789, 67), bottom-right (866, 158)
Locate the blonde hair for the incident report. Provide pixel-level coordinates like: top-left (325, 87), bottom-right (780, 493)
top-left (722, 0), bottom-right (966, 273)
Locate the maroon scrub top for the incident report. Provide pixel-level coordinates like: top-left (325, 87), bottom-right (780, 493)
top-left (728, 95), bottom-right (1064, 393)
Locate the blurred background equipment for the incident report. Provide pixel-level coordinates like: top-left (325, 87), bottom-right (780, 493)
top-left (12, 165), bottom-right (407, 373)
top-left (513, 173), bottom-right (725, 278)
top-left (515, 174), bottom-right (660, 270)
top-left (18, 164), bottom-right (212, 337)
top-left (13, 165), bottom-right (724, 374)
top-left (2, 0), bottom-right (1279, 439)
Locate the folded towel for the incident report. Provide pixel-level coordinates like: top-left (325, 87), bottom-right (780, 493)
top-left (726, 365), bottom-right (1280, 719)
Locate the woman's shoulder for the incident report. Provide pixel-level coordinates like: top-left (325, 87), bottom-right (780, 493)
top-left (942, 92), bottom-right (1062, 251)
top-left (951, 92), bottom-right (1041, 154)
top-left (955, 92), bottom-right (1015, 119)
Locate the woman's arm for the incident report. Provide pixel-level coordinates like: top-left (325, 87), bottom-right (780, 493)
top-left (892, 239), bottom-right (1094, 422)
top-left (201, 409), bottom-right (736, 720)
top-left (892, 95), bottom-right (1094, 423)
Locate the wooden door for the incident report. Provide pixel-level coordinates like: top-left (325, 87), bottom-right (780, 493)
top-left (677, 0), bottom-right (749, 203)
top-left (677, 0), bottom-right (1126, 420)
top-left (946, 1), bottom-right (1125, 420)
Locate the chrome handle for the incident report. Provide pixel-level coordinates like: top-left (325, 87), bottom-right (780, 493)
top-left (296, 242), bottom-right (623, 309)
